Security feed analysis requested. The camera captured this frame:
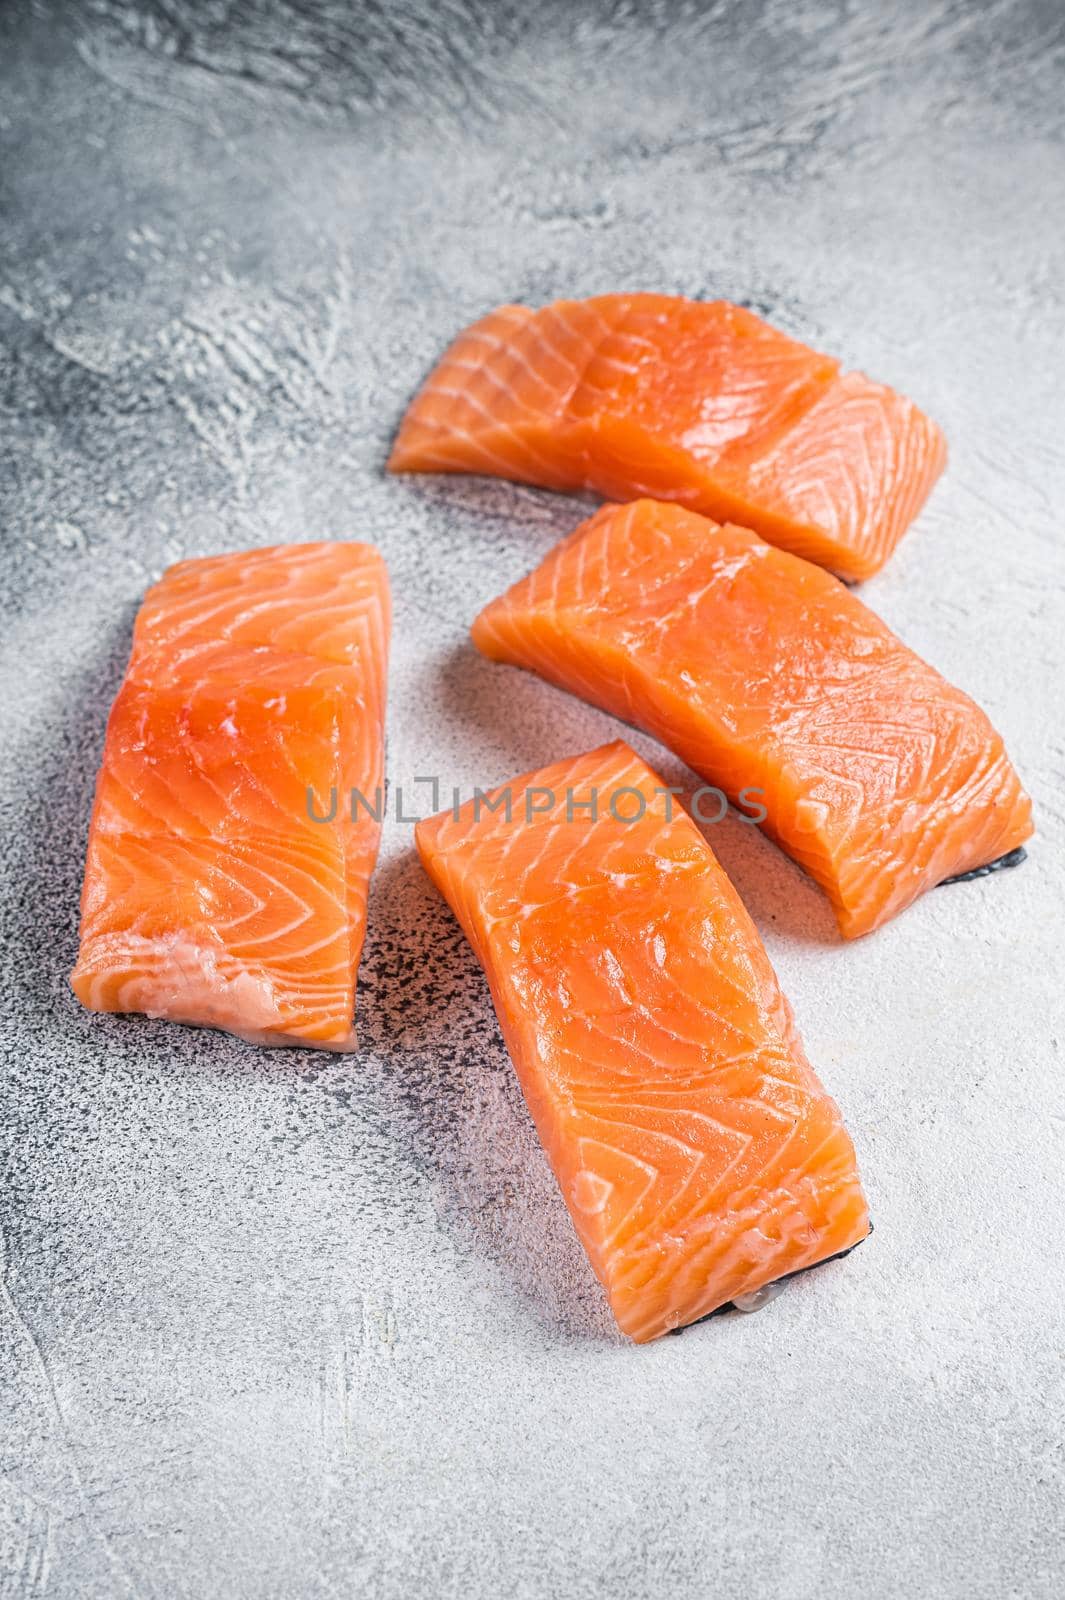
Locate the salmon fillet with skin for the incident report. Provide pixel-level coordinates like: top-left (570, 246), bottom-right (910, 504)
top-left (71, 542), bottom-right (391, 1050)
top-left (472, 501), bottom-right (1033, 940)
top-left (388, 294), bottom-right (947, 581)
top-left (416, 740), bottom-right (870, 1343)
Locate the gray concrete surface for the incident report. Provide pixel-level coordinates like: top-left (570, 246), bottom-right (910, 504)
top-left (1, 2), bottom-right (1064, 1596)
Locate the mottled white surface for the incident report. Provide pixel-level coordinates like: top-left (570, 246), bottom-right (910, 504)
top-left (1, 2), bottom-right (1063, 1596)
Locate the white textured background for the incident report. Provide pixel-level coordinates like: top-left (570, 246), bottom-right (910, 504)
top-left (1, 2), bottom-right (1063, 1596)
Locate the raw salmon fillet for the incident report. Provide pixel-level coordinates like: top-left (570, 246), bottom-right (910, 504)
top-left (416, 740), bottom-right (870, 1342)
top-left (472, 501), bottom-right (1033, 939)
top-left (71, 542), bottom-right (391, 1050)
top-left (388, 294), bottom-right (947, 581)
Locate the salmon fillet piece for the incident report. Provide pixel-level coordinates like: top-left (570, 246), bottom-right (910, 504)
top-left (416, 740), bottom-right (870, 1342)
top-left (71, 542), bottom-right (391, 1049)
top-left (389, 295), bottom-right (947, 581)
top-left (472, 501), bottom-right (1033, 939)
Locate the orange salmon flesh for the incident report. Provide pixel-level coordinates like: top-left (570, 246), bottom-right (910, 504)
top-left (416, 740), bottom-right (871, 1342)
top-left (389, 294), bottom-right (947, 581)
top-left (70, 542), bottom-right (391, 1049)
top-left (472, 500), bottom-right (1033, 939)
